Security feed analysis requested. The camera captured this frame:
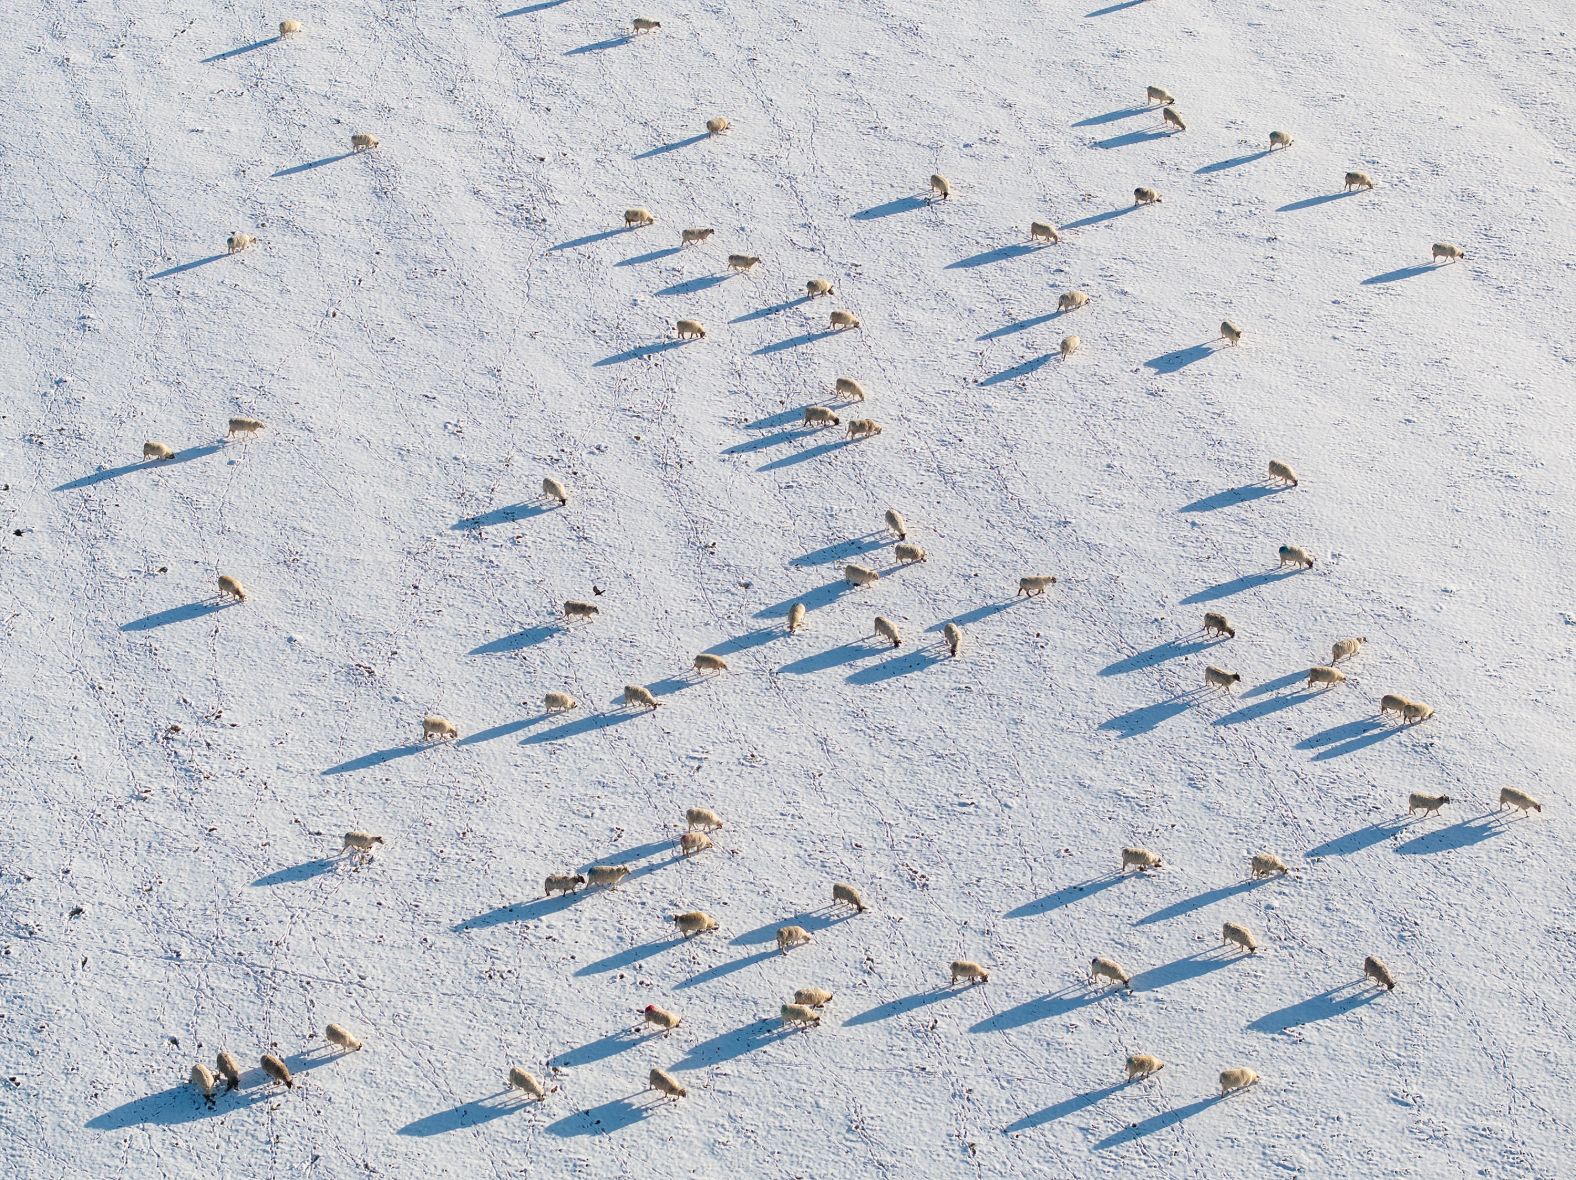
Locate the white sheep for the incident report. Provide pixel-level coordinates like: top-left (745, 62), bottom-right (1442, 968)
top-left (1364, 955), bottom-right (1396, 990)
top-left (326, 1023), bottom-right (363, 1052)
top-left (261, 1054), bottom-right (293, 1089)
top-left (787, 602), bottom-right (808, 633)
top-left (686, 806), bottom-right (723, 831)
top-left (1220, 320), bottom-right (1244, 345)
top-left (873, 616), bottom-right (902, 648)
top-left (508, 1067), bottom-right (552, 1100)
top-left (1498, 787), bottom-right (1542, 815)
top-left (1307, 665), bottom-right (1346, 688)
top-left (1250, 852), bottom-right (1288, 879)
top-left (1162, 107), bottom-right (1187, 132)
top-left (672, 910), bottom-right (719, 936)
top-left (1269, 130), bottom-right (1293, 150)
top-left (1219, 1067), bottom-right (1260, 1094)
top-left (1030, 221), bottom-right (1063, 244)
top-left (544, 691), bottom-right (578, 714)
top-left (1344, 171), bottom-right (1374, 191)
top-left (1277, 544), bottom-right (1315, 569)
top-left (781, 1002), bottom-right (821, 1028)
top-left (545, 872), bottom-right (585, 896)
top-left (706, 116), bottom-right (732, 135)
top-left (564, 600), bottom-right (600, 621)
top-left (679, 831), bottom-right (712, 857)
top-left (227, 416), bottom-right (266, 437)
top-left (1121, 846), bottom-right (1162, 872)
top-left (1057, 290), bottom-right (1089, 313)
top-left (1090, 955), bottom-right (1133, 991)
top-left (631, 17), bottom-right (662, 34)
top-left (143, 441), bottom-right (175, 461)
top-left (884, 508), bottom-right (907, 539)
top-left (1146, 85), bottom-right (1175, 105)
top-left (1126, 1054), bottom-right (1165, 1080)
top-left (1403, 700), bottom-right (1435, 725)
top-left (1379, 694), bottom-right (1413, 719)
top-left (227, 232), bottom-right (258, 254)
top-left (727, 253), bottom-right (761, 274)
top-left (676, 318), bottom-right (707, 340)
top-left (1266, 458), bottom-right (1299, 486)
top-left (1431, 242), bottom-right (1465, 263)
top-left (625, 207), bottom-right (657, 227)
top-left (1204, 665), bottom-right (1242, 691)
top-left (834, 376), bottom-right (867, 402)
top-left (542, 477), bottom-right (568, 505)
top-left (1221, 921), bottom-right (1258, 954)
top-left (830, 309), bottom-right (861, 330)
top-left (587, 865), bottom-right (631, 889)
top-left (845, 563), bottom-right (880, 587)
top-left (944, 621), bottom-right (963, 657)
top-left (1134, 187), bottom-right (1163, 206)
top-left (350, 133), bottom-right (379, 152)
top-left (642, 1004), bottom-right (682, 1032)
top-left (681, 227), bottom-right (715, 246)
top-left (847, 418), bottom-right (883, 439)
top-left (694, 653), bottom-right (729, 675)
top-left (806, 278), bottom-right (834, 298)
top-left (804, 406), bottom-right (841, 428)
top-left (212, 1051), bottom-right (241, 1092)
top-left (649, 1067), bottom-right (687, 1100)
top-left (423, 714), bottom-right (458, 741)
top-left (279, 19), bottom-right (303, 36)
top-left (1060, 334), bottom-right (1081, 359)
top-left (776, 925), bottom-right (813, 954)
top-left (1331, 636), bottom-right (1366, 663)
top-left (624, 684), bottom-right (660, 710)
top-left (217, 574), bottom-right (248, 602)
top-left (794, 986), bottom-right (834, 1008)
top-left (1203, 611), bottom-right (1236, 639)
top-left (341, 830), bottom-right (384, 855)
top-left (832, 882), bottom-right (867, 912)
top-left (1407, 791), bottom-right (1450, 816)
top-left (949, 959), bottom-right (989, 985)
top-left (930, 173), bottom-right (951, 200)
top-left (190, 1063), bottom-right (217, 1101)
top-left (1018, 575), bottom-right (1057, 597)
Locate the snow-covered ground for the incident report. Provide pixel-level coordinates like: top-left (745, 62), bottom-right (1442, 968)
top-left (4, 0), bottom-right (1574, 1175)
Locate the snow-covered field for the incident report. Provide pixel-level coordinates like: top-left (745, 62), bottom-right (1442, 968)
top-left (4, 0), bottom-right (1574, 1175)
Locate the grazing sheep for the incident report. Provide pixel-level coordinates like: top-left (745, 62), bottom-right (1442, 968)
top-left (844, 563), bottom-right (880, 587)
top-left (508, 1068), bottom-right (551, 1100)
top-left (1146, 86), bottom-right (1176, 105)
top-left (342, 831), bottom-right (384, 854)
top-left (1134, 187), bottom-right (1162, 206)
top-left (545, 872), bottom-right (585, 896)
top-left (1121, 846), bottom-right (1162, 872)
top-left (706, 116), bottom-right (731, 135)
top-left (1203, 611), bottom-right (1236, 639)
top-left (1162, 107), bottom-right (1187, 132)
top-left (1432, 242), bottom-right (1465, 263)
top-left (631, 17), bottom-right (662, 33)
top-left (832, 882), bottom-right (867, 912)
top-left (676, 318), bottom-right (706, 340)
top-left (190, 1063), bottom-right (217, 1101)
top-left (787, 602), bottom-right (808, 633)
top-left (727, 253), bottom-right (761, 274)
top-left (216, 1051), bottom-right (241, 1091)
top-left (795, 986), bottom-right (834, 1008)
top-left (1343, 171), bottom-right (1374, 191)
top-left (1267, 458), bottom-right (1299, 486)
top-left (1250, 852), bottom-right (1288, 879)
top-left (1403, 700), bottom-right (1435, 725)
top-left (776, 925), bottom-right (813, 954)
top-left (1269, 130), bottom-right (1293, 149)
top-left (694, 653), bottom-right (729, 675)
top-left (565, 600), bottom-right (600, 621)
top-left (279, 19), bottom-right (303, 36)
top-left (686, 806), bottom-right (723, 832)
top-left (1090, 955), bottom-right (1133, 991)
top-left (587, 864), bottom-right (631, 889)
top-left (423, 715), bottom-right (458, 741)
top-left (1060, 334), bottom-right (1081, 359)
top-left (1407, 792), bottom-right (1450, 817)
top-left (227, 416), bottom-right (266, 437)
top-left (890, 541), bottom-right (923, 563)
top-left (1057, 290), bottom-right (1089, 313)
top-left (227, 233), bottom-right (257, 254)
top-left (1379, 693), bottom-right (1412, 719)
top-left (1222, 922), bottom-right (1258, 954)
top-left (1204, 665), bottom-right (1242, 691)
top-left (625, 207), bottom-right (657, 227)
top-left (1497, 787), bottom-right (1541, 815)
top-left (679, 831), bottom-right (712, 857)
top-left (1331, 636), bottom-right (1366, 663)
top-left (681, 227), bottom-right (715, 246)
top-left (1277, 544), bottom-right (1314, 569)
top-left (350, 133), bottom-right (379, 152)
top-left (884, 507), bottom-right (907, 539)
top-left (624, 684), bottom-right (661, 710)
top-left (830, 309), bottom-right (861, 330)
top-left (326, 1024), bottom-right (363, 1052)
top-left (847, 418), bottom-right (883, 439)
top-left (1030, 220), bottom-right (1063, 244)
top-left (1220, 320), bottom-right (1244, 345)
top-left (143, 441), bottom-right (175, 461)
top-left (806, 278), bottom-right (834, 297)
top-left (1364, 955), bottom-right (1396, 990)
top-left (1018, 575), bottom-right (1057, 597)
top-left (781, 1002), bottom-right (821, 1028)
top-left (949, 960), bottom-right (989, 985)
top-left (834, 376), bottom-right (867, 402)
top-left (1126, 1054), bottom-right (1165, 1080)
top-left (649, 1067), bottom-right (687, 1100)
top-left (217, 574), bottom-right (247, 602)
top-left (804, 405), bottom-right (841, 428)
top-left (1219, 1067), bottom-right (1260, 1095)
top-left (542, 477), bottom-right (568, 505)
top-left (672, 911), bottom-right (719, 937)
top-left (1308, 665), bottom-right (1347, 688)
top-left (873, 616), bottom-right (902, 648)
top-left (944, 621), bottom-right (963, 657)
top-left (642, 1005), bottom-right (682, 1032)
top-left (544, 690), bottom-right (578, 714)
top-left (930, 173), bottom-right (951, 200)
top-left (261, 1054), bottom-right (293, 1089)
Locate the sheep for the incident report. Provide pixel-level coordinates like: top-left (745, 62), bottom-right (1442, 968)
top-left (624, 684), bottom-right (661, 710)
top-left (832, 882), bottom-right (867, 912)
top-left (143, 441), bottom-right (175, 461)
top-left (844, 563), bottom-right (880, 587)
top-left (694, 653), bottom-right (729, 675)
top-left (1222, 921), bottom-right (1258, 954)
top-left (1134, 187), bottom-right (1163, 206)
top-left (587, 864), bottom-right (630, 889)
top-left (1057, 290), bottom-right (1089, 313)
top-left (542, 476), bottom-right (568, 505)
top-left (1090, 955), bottom-right (1133, 991)
top-left (1267, 458), bottom-right (1299, 486)
top-left (1162, 107), bottom-right (1187, 132)
top-left (1499, 787), bottom-right (1542, 815)
top-left (830, 309), bottom-right (861, 330)
top-left (847, 418), bottom-right (883, 439)
top-left (326, 1024), bottom-right (363, 1052)
top-left (1030, 220), bottom-right (1063, 244)
top-left (1250, 852), bottom-right (1288, 879)
top-left (1126, 1054), bottom-right (1165, 1080)
top-left (1308, 665), bottom-right (1347, 688)
top-left (279, 19), bottom-right (303, 36)
top-left (1277, 544), bottom-right (1315, 569)
top-left (1121, 846), bottom-right (1163, 872)
top-left (1432, 242), bottom-right (1465, 263)
top-left (1146, 85), bottom-right (1176, 105)
top-left (777, 925), bottom-right (813, 954)
top-left (350, 133), bottom-right (379, 152)
top-left (1269, 130), bottom-right (1293, 150)
top-left (1220, 320), bottom-right (1244, 345)
top-left (806, 277), bottom-right (835, 297)
top-left (672, 910), bottom-right (718, 936)
top-left (676, 318), bottom-right (707, 340)
top-left (217, 574), bottom-right (248, 602)
top-left (564, 599), bottom-right (600, 621)
top-left (1407, 792), bottom-right (1450, 817)
top-left (1203, 611), bottom-right (1236, 639)
top-left (508, 1068), bottom-right (551, 1100)
top-left (1364, 955), bottom-right (1396, 990)
top-left (423, 715), bottom-right (458, 741)
top-left (545, 872), bottom-right (585, 896)
top-left (544, 690), bottom-right (578, 714)
top-left (190, 1063), bottom-right (217, 1101)
top-left (884, 508), bottom-right (907, 539)
top-left (642, 1005), bottom-right (682, 1032)
top-left (215, 1051), bottom-right (241, 1091)
top-left (944, 621), bottom-right (963, 657)
top-left (1018, 575), bottom-right (1057, 597)
top-left (706, 116), bottom-right (732, 135)
top-left (649, 1067), bottom-right (687, 1099)
top-left (631, 17), bottom-right (662, 34)
top-left (227, 232), bottom-right (257, 254)
top-left (686, 806), bottom-right (723, 832)
top-left (787, 602), bottom-right (808, 633)
top-left (794, 986), bottom-right (834, 1008)
top-left (949, 960), bottom-right (989, 985)
top-left (342, 831), bottom-right (384, 855)
top-left (679, 831), bottom-right (712, 857)
top-left (873, 616), bottom-right (902, 648)
top-left (261, 1054), bottom-right (293, 1089)
top-left (1331, 636), bottom-right (1366, 663)
top-left (1060, 334), bottom-right (1081, 360)
top-left (681, 227), bottom-right (715, 246)
top-left (781, 1002), bottom-right (821, 1028)
top-left (1344, 171), bottom-right (1374, 191)
top-left (227, 416), bottom-right (266, 437)
top-left (1204, 665), bottom-right (1242, 691)
top-left (1219, 1067), bottom-right (1260, 1095)
top-left (834, 376), bottom-right (867, 402)
top-left (930, 173), bottom-right (951, 200)
top-left (1379, 694), bottom-right (1413, 719)
top-left (727, 253), bottom-right (762, 274)
top-left (625, 207), bottom-right (657, 227)
top-left (804, 405), bottom-right (841, 428)
top-left (1403, 700), bottom-right (1435, 725)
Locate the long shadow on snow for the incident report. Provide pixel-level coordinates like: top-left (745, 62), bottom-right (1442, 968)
top-left (453, 892), bottom-right (583, 932)
top-left (546, 1094), bottom-right (659, 1137)
top-left (1134, 877), bottom-right (1267, 927)
top-left (251, 857), bottom-right (338, 887)
top-left (86, 1084), bottom-right (270, 1129)
top-left (779, 638), bottom-right (884, 675)
top-left (846, 648), bottom-right (946, 684)
top-left (456, 715), bottom-right (549, 745)
top-left (202, 37), bottom-right (280, 63)
top-left (273, 152), bottom-right (355, 178)
top-left (616, 245), bottom-right (684, 267)
top-left (1196, 149), bottom-right (1272, 174)
top-left (634, 133), bottom-right (710, 160)
top-left (1178, 483), bottom-right (1288, 513)
top-left (754, 578), bottom-right (854, 620)
top-left (1244, 674), bottom-right (1313, 703)
top-left (979, 310), bottom-right (1062, 341)
top-left (675, 947), bottom-right (779, 990)
top-left (731, 909), bottom-right (853, 946)
top-left (980, 352), bottom-right (1057, 385)
top-left (1308, 722), bottom-right (1406, 761)
top-left (398, 1092), bottom-right (525, 1136)
top-left (1277, 190), bottom-right (1362, 213)
top-left (1362, 263), bottom-right (1438, 285)
top-left (500, 0), bottom-right (569, 14)
top-left (551, 1029), bottom-right (658, 1068)
top-left (1145, 341), bottom-right (1220, 374)
top-left (453, 502), bottom-right (554, 529)
top-left (1394, 814), bottom-right (1504, 856)
top-left (469, 624), bottom-right (561, 655)
top-left (972, 985), bottom-right (1114, 1033)
top-left (1213, 687), bottom-right (1319, 726)
top-left (704, 627), bottom-right (783, 657)
top-left (575, 936), bottom-right (687, 977)
top-left (1099, 694), bottom-right (1193, 737)
top-left (758, 438), bottom-right (854, 471)
top-left (791, 533), bottom-right (887, 567)
top-left (1247, 982), bottom-right (1379, 1033)
top-left (725, 426), bottom-right (817, 455)
top-left (565, 34), bottom-right (633, 55)
top-left (322, 742), bottom-right (427, 775)
top-left (852, 195), bottom-right (928, 220)
top-left (1059, 205), bottom-right (1140, 231)
top-left (521, 707), bottom-right (645, 745)
top-left (1004, 1081), bottom-right (1131, 1133)
top-left (732, 295), bottom-right (811, 324)
top-left (929, 600), bottom-right (1022, 630)
top-left (1130, 948), bottom-right (1241, 991)
top-left (672, 1018), bottom-right (798, 1069)
top-left (1094, 1094), bottom-right (1226, 1150)
top-left (54, 444), bottom-right (224, 490)
top-left (1072, 104), bottom-right (1149, 127)
top-left (1179, 568), bottom-right (1299, 604)
top-left (1006, 871), bottom-right (1126, 918)
top-left (1099, 635), bottom-right (1219, 676)
top-left (1302, 817), bottom-right (1410, 858)
top-left (550, 226), bottom-right (634, 251)
top-left (1094, 128), bottom-right (1173, 149)
top-left (845, 985), bottom-right (967, 1027)
top-left (593, 339), bottom-right (686, 366)
top-left (754, 329), bottom-right (837, 355)
top-left (121, 600), bottom-right (238, 632)
top-left (656, 273), bottom-right (731, 297)
top-left (945, 243), bottom-right (1044, 269)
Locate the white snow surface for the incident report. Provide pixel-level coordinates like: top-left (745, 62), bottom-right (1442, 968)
top-left (4, 0), bottom-right (1575, 1177)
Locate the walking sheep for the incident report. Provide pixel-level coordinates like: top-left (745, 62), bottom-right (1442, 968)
top-left (1407, 792), bottom-right (1450, 817)
top-left (542, 477), bottom-right (568, 505)
top-left (1018, 575), bottom-right (1057, 597)
top-left (806, 278), bottom-right (834, 297)
top-left (341, 831), bottom-right (384, 855)
top-left (1060, 334), bottom-right (1081, 360)
top-left (1267, 458), bottom-right (1299, 486)
top-left (874, 616), bottom-right (902, 648)
top-left (832, 882), bottom-right (867, 912)
top-left (1250, 852), bottom-right (1288, 879)
top-left (686, 806), bottom-right (723, 831)
top-left (279, 19), bottom-right (303, 35)
top-left (565, 599), bottom-right (600, 621)
top-left (781, 1002), bottom-right (821, 1028)
top-left (1498, 787), bottom-right (1542, 814)
top-left (227, 416), bottom-right (266, 437)
top-left (1432, 242), bottom-right (1465, 263)
top-left (1057, 290), bottom-right (1089, 313)
top-left (672, 911), bottom-right (719, 937)
top-left (143, 441), bottom-right (175, 461)
top-left (1146, 85), bottom-right (1175, 105)
top-left (1363, 955), bottom-right (1396, 990)
top-left (676, 318), bottom-right (707, 340)
top-left (1277, 544), bottom-right (1315, 569)
top-left (930, 173), bottom-right (951, 200)
top-left (625, 208), bottom-right (656, 227)
top-left (694, 653), bottom-right (729, 675)
top-left (727, 254), bottom-right (761, 274)
top-left (834, 377), bottom-right (867, 402)
top-left (423, 715), bottom-right (458, 741)
top-left (707, 116), bottom-right (732, 135)
top-left (227, 233), bottom-right (257, 254)
top-left (847, 418), bottom-right (883, 439)
top-left (1220, 320), bottom-right (1244, 345)
top-left (949, 960), bottom-right (989, 985)
top-left (631, 17), bottom-right (662, 33)
top-left (1121, 846), bottom-right (1162, 872)
top-left (944, 621), bottom-right (963, 657)
top-left (545, 872), bottom-right (585, 896)
top-left (679, 831), bottom-right (712, 857)
top-left (1379, 694), bottom-right (1412, 719)
top-left (1307, 665), bottom-right (1346, 688)
top-left (1219, 1067), bottom-right (1260, 1094)
top-left (587, 865), bottom-right (630, 889)
top-left (776, 925), bottom-right (813, 954)
top-left (216, 1050), bottom-right (242, 1091)
top-left (624, 684), bottom-right (660, 710)
top-left (1343, 171), bottom-right (1374, 191)
top-left (1203, 611), bottom-right (1235, 639)
top-left (804, 406), bottom-right (841, 428)
top-left (1403, 700), bottom-right (1435, 725)
top-left (190, 1063), bottom-right (217, 1101)
top-left (544, 691), bottom-right (578, 714)
top-left (830, 309), bottom-right (861, 330)
top-left (1331, 636), bottom-right (1366, 663)
top-left (1126, 1054), bottom-right (1165, 1080)
top-left (1269, 130), bottom-right (1293, 149)
top-left (1090, 956), bottom-right (1133, 991)
top-left (326, 1024), bottom-right (363, 1052)
top-left (1162, 107), bottom-right (1186, 132)
top-left (1134, 187), bottom-right (1163, 206)
top-left (884, 508), bottom-right (907, 539)
top-left (350, 133), bottom-right (379, 152)
top-left (795, 986), bottom-right (834, 1008)
top-left (1204, 665), bottom-right (1242, 691)
top-left (508, 1068), bottom-right (552, 1100)
top-left (681, 227), bottom-right (715, 246)
top-left (261, 1054), bottom-right (293, 1089)
top-left (1031, 221), bottom-right (1063, 244)
top-left (642, 1005), bottom-right (682, 1032)
top-left (787, 602), bottom-right (808, 633)
top-left (217, 575), bottom-right (248, 602)
top-left (1222, 922), bottom-right (1258, 954)
top-left (649, 1067), bottom-right (687, 1100)
top-left (844, 563), bottom-right (880, 587)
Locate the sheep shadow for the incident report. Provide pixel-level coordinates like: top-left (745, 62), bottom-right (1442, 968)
top-left (945, 243), bottom-right (1043, 270)
top-left (273, 152), bottom-right (355, 178)
top-left (86, 1084), bottom-right (269, 1129)
top-left (565, 34), bottom-right (633, 55)
top-left (456, 715), bottom-right (549, 745)
top-left (757, 438), bottom-right (855, 472)
top-left (1179, 483), bottom-right (1288, 512)
top-left (1145, 341), bottom-right (1220, 374)
top-left (725, 426), bottom-right (817, 455)
top-left (546, 1094), bottom-right (660, 1137)
top-left (754, 329), bottom-right (837, 356)
top-left (971, 985), bottom-right (1109, 1033)
top-left (675, 947), bottom-right (780, 990)
top-left (730, 909), bottom-right (853, 946)
top-left (1362, 263), bottom-right (1438, 286)
top-left (469, 623), bottom-right (561, 655)
top-left (453, 892), bottom-right (582, 932)
top-left (1247, 981), bottom-right (1380, 1033)
top-left (845, 985), bottom-right (963, 1027)
top-left (1060, 205), bottom-right (1139, 231)
top-left (1072, 105), bottom-right (1149, 128)
top-left (580, 837), bottom-right (675, 868)
top-left (1213, 687), bottom-right (1317, 726)
top-left (852, 195), bottom-right (929, 221)
top-left (1093, 128), bottom-right (1172, 149)
top-left (979, 352), bottom-right (1057, 385)
top-left (523, 707), bottom-right (646, 745)
top-left (656, 273), bottom-right (731, 297)
top-left (634, 133), bottom-right (710, 160)
top-left (1099, 693), bottom-right (1194, 737)
top-left (550, 1029), bottom-right (657, 1069)
top-left (148, 254), bottom-right (228, 280)
top-left (1195, 150), bottom-right (1272, 174)
top-left (846, 648), bottom-right (947, 684)
top-left (673, 1018), bottom-right (796, 1069)
top-left (56, 444), bottom-right (224, 491)
top-left (594, 339), bottom-right (687, 366)
top-left (500, 0), bottom-right (568, 14)
top-left (754, 578), bottom-right (854, 620)
top-left (550, 226), bottom-right (634, 251)
top-left (1302, 817), bottom-right (1409, 858)
top-left (575, 936), bottom-right (687, 977)
top-left (202, 36), bottom-right (280, 63)
top-left (1134, 877), bottom-right (1267, 927)
top-left (1099, 635), bottom-right (1218, 676)
top-left (1131, 948), bottom-right (1241, 991)
top-left (704, 627), bottom-right (783, 657)
top-left (120, 599), bottom-right (237, 632)
top-left (452, 502), bottom-right (555, 530)
top-left (930, 599), bottom-right (1022, 629)
top-left (616, 245), bottom-right (684, 267)
top-left (1093, 1094), bottom-right (1226, 1150)
top-left (1004, 1081), bottom-right (1131, 1133)
top-left (1243, 670), bottom-right (1315, 698)
top-left (979, 310), bottom-right (1061, 341)
top-left (1006, 871), bottom-right (1126, 918)
top-left (1394, 813), bottom-right (1504, 856)
top-left (251, 857), bottom-right (339, 887)
top-left (1277, 190), bottom-right (1362, 213)
top-left (779, 638), bottom-right (884, 675)
top-left (1180, 568), bottom-right (1299, 604)
top-left (398, 1092), bottom-right (526, 1137)
top-left (322, 742), bottom-right (428, 775)
top-left (1308, 720), bottom-right (1406, 761)
top-left (792, 533), bottom-right (888, 567)
top-left (732, 295), bottom-right (811, 324)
